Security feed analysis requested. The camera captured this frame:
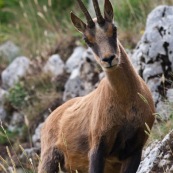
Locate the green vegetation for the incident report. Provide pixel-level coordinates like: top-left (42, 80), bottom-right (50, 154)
top-left (6, 82), bottom-right (28, 109)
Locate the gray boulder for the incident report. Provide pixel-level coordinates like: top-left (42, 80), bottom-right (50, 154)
top-left (1, 56), bottom-right (31, 89)
top-left (132, 5), bottom-right (173, 118)
top-left (137, 130), bottom-right (173, 173)
top-left (63, 48), bottom-right (99, 101)
top-left (43, 54), bottom-right (65, 78)
top-left (65, 46), bottom-right (86, 73)
top-left (0, 41), bottom-right (20, 62)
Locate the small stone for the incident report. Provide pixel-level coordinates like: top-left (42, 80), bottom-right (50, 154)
top-left (1, 56), bottom-right (31, 89)
top-left (65, 46), bottom-right (86, 73)
top-left (43, 54), bottom-right (65, 78)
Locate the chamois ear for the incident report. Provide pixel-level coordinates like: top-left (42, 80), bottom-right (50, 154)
top-left (104, 0), bottom-right (114, 22)
top-left (71, 12), bottom-right (87, 33)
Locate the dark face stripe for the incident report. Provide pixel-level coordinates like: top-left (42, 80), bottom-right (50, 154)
top-left (83, 22), bottom-right (118, 59)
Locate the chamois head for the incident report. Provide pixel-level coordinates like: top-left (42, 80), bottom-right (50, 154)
top-left (71, 0), bottom-right (120, 70)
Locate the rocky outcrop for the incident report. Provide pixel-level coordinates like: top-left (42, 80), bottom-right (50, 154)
top-left (132, 5), bottom-right (173, 119)
top-left (137, 130), bottom-right (173, 173)
top-left (1, 56), bottom-right (31, 89)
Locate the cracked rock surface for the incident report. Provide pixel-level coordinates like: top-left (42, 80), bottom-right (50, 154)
top-left (137, 130), bottom-right (173, 173)
top-left (132, 5), bottom-right (173, 119)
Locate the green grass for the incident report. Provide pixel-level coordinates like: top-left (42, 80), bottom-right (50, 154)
top-left (1, 0), bottom-right (173, 53)
top-left (0, 0), bottom-right (76, 57)
top-left (5, 82), bottom-right (28, 110)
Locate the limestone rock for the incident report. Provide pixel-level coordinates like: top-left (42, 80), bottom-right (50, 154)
top-left (1, 56), bottom-right (31, 89)
top-left (65, 46), bottom-right (86, 73)
top-left (132, 5), bottom-right (173, 113)
top-left (43, 54), bottom-right (65, 77)
top-left (137, 130), bottom-right (173, 173)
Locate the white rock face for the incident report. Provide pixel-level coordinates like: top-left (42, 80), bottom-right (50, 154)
top-left (0, 41), bottom-right (20, 62)
top-left (132, 5), bottom-right (173, 118)
top-left (63, 48), bottom-right (99, 101)
top-left (65, 46), bottom-right (86, 73)
top-left (43, 54), bottom-right (65, 77)
top-left (1, 56), bottom-right (31, 89)
top-left (137, 130), bottom-right (173, 173)
top-left (137, 141), bottom-right (160, 173)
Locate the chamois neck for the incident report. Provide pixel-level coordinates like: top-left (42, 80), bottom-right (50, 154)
top-left (104, 41), bottom-right (140, 99)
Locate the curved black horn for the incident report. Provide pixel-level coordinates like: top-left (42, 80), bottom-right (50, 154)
top-left (92, 0), bottom-right (105, 24)
top-left (77, 0), bottom-right (95, 28)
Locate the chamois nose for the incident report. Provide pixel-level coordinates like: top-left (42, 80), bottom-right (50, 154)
top-left (102, 55), bottom-right (115, 66)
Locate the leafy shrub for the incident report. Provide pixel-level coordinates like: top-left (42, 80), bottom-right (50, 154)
top-left (6, 82), bottom-right (28, 109)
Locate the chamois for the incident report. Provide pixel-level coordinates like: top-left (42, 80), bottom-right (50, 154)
top-left (38, 0), bottom-right (155, 172)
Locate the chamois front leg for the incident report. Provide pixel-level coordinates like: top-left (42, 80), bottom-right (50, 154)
top-left (89, 138), bottom-right (105, 173)
top-left (120, 149), bottom-right (142, 173)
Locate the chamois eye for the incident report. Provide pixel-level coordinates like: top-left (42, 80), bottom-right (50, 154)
top-left (113, 26), bottom-right (117, 36)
